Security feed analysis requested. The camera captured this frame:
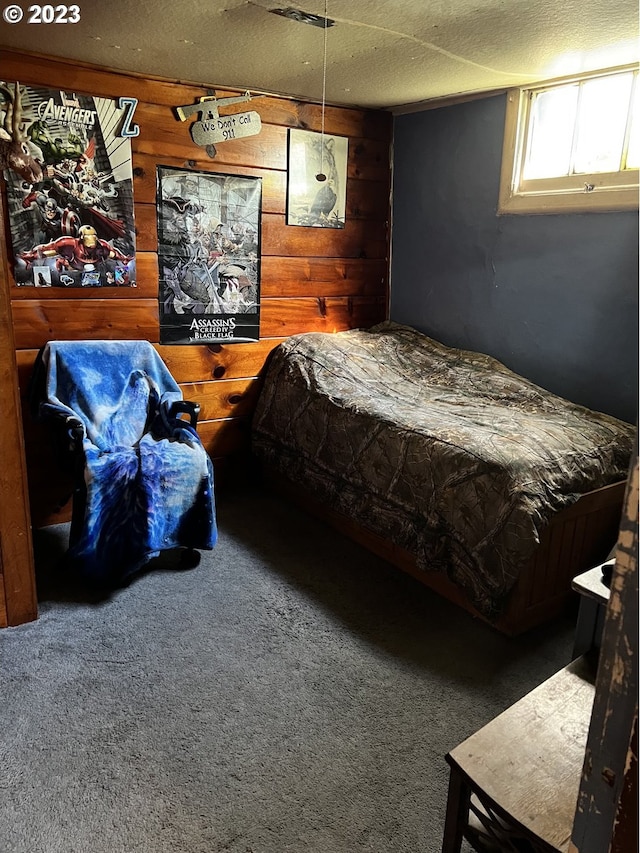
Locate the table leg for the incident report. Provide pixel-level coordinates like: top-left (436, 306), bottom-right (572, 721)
top-left (573, 597), bottom-right (601, 659)
top-left (441, 765), bottom-right (471, 853)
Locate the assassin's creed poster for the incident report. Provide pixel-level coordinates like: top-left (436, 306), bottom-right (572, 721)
top-left (157, 166), bottom-right (261, 344)
top-left (2, 82), bottom-right (136, 288)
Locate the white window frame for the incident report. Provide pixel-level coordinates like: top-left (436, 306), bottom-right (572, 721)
top-left (498, 66), bottom-right (639, 215)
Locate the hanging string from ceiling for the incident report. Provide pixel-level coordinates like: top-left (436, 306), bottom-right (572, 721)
top-left (316, 0), bottom-right (329, 182)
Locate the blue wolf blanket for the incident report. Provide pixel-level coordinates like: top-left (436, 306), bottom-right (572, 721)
top-left (32, 340), bottom-right (217, 585)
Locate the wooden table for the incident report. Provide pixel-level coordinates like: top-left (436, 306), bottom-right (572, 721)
top-left (571, 561), bottom-right (612, 659)
top-left (442, 656), bottom-right (596, 853)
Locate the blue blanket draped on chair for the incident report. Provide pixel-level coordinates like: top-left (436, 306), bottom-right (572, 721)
top-left (32, 340), bottom-right (217, 585)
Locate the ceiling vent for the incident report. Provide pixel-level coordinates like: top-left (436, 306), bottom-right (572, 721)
top-left (269, 7), bottom-right (335, 27)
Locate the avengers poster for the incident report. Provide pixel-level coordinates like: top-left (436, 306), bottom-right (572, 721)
top-left (157, 166), bottom-right (261, 344)
top-left (2, 82), bottom-right (136, 288)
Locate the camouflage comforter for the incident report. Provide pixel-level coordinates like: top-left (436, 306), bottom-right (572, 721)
top-left (252, 323), bottom-right (634, 618)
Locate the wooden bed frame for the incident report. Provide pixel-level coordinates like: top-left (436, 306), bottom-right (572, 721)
top-left (263, 468), bottom-right (626, 635)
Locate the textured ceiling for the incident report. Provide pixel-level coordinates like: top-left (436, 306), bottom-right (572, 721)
top-left (0, 0), bottom-right (638, 110)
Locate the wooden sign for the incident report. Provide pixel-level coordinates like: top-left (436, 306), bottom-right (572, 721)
top-left (175, 93), bottom-right (262, 149)
top-left (191, 110), bottom-right (262, 146)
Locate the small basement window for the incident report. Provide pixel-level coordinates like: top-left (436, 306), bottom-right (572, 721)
top-left (498, 66), bottom-right (639, 214)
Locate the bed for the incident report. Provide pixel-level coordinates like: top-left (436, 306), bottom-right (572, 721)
top-left (251, 322), bottom-right (634, 634)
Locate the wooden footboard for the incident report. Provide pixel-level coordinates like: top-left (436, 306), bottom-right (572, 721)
top-left (263, 467), bottom-right (626, 636)
top-left (497, 481), bottom-right (626, 634)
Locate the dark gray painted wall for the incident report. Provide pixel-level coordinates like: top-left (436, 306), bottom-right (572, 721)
top-left (390, 94), bottom-right (638, 424)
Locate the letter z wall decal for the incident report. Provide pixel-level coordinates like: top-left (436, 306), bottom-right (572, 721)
top-left (118, 97), bottom-right (139, 138)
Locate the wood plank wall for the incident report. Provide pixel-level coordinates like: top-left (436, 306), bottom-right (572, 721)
top-left (0, 180), bottom-right (37, 626)
top-left (1, 49), bottom-right (392, 529)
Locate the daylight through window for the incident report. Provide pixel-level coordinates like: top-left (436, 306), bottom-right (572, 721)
top-left (499, 66), bottom-right (639, 214)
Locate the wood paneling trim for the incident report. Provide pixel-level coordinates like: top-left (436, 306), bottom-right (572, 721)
top-left (12, 299), bottom-right (159, 349)
top-left (0, 196), bottom-right (37, 626)
top-left (134, 154), bottom-right (389, 219)
top-left (12, 295), bottom-right (384, 353)
top-left (157, 338), bottom-right (282, 383)
top-left (179, 377), bottom-right (263, 421)
top-left (133, 206), bottom-right (388, 257)
top-left (260, 214), bottom-right (388, 259)
top-left (17, 338), bottom-right (283, 391)
top-left (260, 296), bottom-right (386, 337)
top-left (15, 350), bottom-right (39, 395)
top-left (261, 257), bottom-right (387, 297)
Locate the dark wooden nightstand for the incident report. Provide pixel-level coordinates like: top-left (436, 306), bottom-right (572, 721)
top-left (571, 560), bottom-right (613, 660)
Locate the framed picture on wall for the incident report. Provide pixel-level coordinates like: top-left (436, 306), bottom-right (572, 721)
top-left (287, 129), bottom-right (348, 228)
top-left (157, 166), bottom-right (262, 344)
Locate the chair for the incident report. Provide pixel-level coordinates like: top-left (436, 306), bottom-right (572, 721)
top-left (30, 340), bottom-right (217, 585)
